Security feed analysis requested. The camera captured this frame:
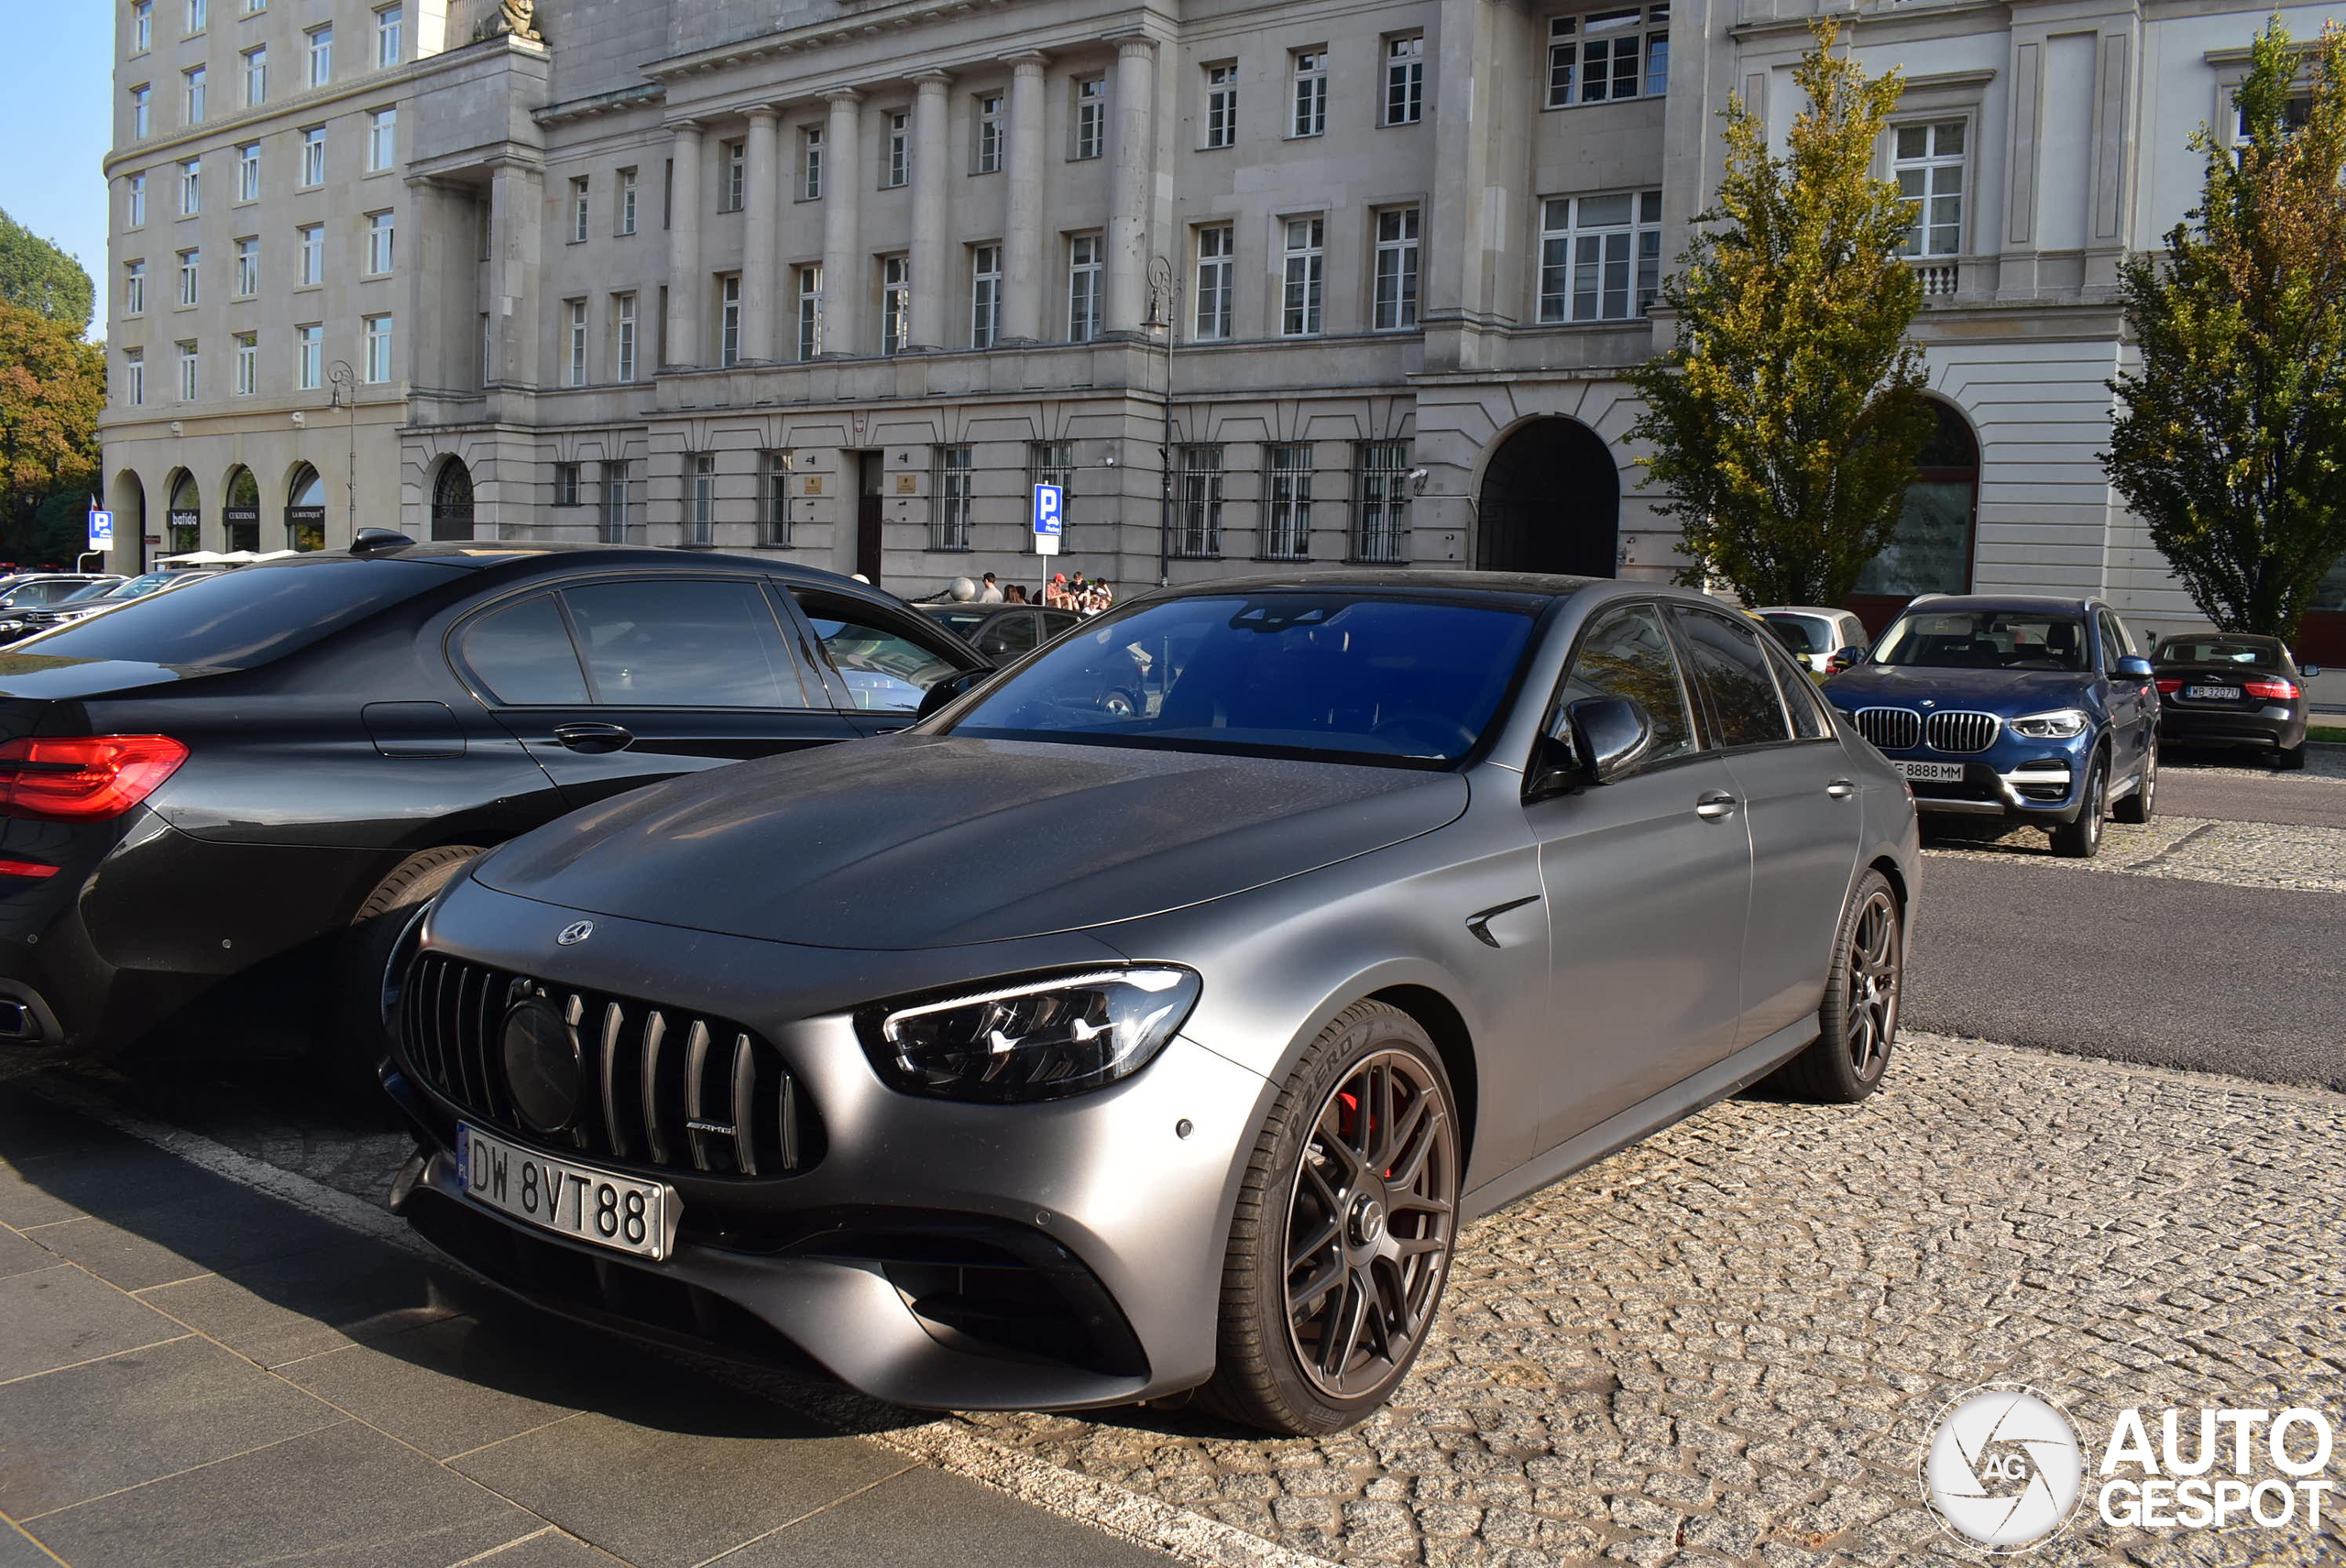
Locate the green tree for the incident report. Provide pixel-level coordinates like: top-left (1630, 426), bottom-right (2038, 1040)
top-left (0, 301), bottom-right (106, 560)
top-left (0, 211), bottom-right (94, 334)
top-left (2105, 20), bottom-right (2346, 641)
top-left (1627, 20), bottom-right (1933, 607)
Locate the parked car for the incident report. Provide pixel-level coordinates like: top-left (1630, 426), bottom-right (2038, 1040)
top-left (0, 569), bottom-right (218, 645)
top-left (1755, 606), bottom-right (1869, 675)
top-left (0, 573), bottom-right (121, 614)
top-left (921, 602), bottom-right (1083, 662)
top-left (385, 572), bottom-right (1920, 1434)
top-left (1824, 593), bottom-right (2157, 857)
top-left (0, 534), bottom-right (984, 1067)
top-left (2148, 633), bottom-right (2311, 770)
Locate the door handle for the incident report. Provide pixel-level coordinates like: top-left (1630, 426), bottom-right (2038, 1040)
top-left (1694, 790), bottom-right (1740, 820)
top-left (552, 721), bottom-right (635, 754)
top-left (1826, 778), bottom-right (1858, 799)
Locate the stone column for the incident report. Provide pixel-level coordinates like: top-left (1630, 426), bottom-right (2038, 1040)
top-left (487, 159), bottom-right (543, 388)
top-left (819, 90), bottom-right (864, 355)
top-left (1000, 53), bottom-right (1049, 344)
top-left (908, 71), bottom-right (952, 351)
top-left (740, 106), bottom-right (781, 362)
top-left (1103, 37), bottom-right (1157, 334)
top-left (666, 122), bottom-right (707, 367)
top-left (1423, 0), bottom-right (1489, 369)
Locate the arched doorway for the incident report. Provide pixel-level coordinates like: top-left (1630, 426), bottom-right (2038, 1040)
top-left (224, 466), bottom-right (261, 553)
top-left (1475, 417), bottom-right (1618, 576)
top-left (286, 464), bottom-right (326, 552)
top-left (107, 470), bottom-right (147, 571)
top-left (1848, 399), bottom-right (1979, 633)
top-left (431, 458), bottom-right (475, 541)
top-left (165, 471), bottom-right (202, 554)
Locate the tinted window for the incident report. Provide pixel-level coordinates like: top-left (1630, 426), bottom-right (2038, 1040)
top-left (926, 608), bottom-right (992, 639)
top-left (1760, 613), bottom-right (1830, 655)
top-left (1872, 610), bottom-right (2088, 671)
top-left (1760, 637), bottom-right (1836, 740)
top-left (1554, 603), bottom-right (1697, 764)
top-left (462, 594), bottom-right (589, 705)
top-left (2154, 637), bottom-right (2284, 669)
top-left (795, 590), bottom-right (965, 713)
top-left (949, 593), bottom-right (1537, 766)
top-left (16, 560), bottom-right (453, 669)
top-left (564, 579), bottom-right (808, 707)
top-left (6, 583), bottom-right (75, 608)
top-left (1672, 609), bottom-right (1793, 749)
top-left (57, 582), bottom-right (119, 604)
top-left (974, 611), bottom-right (1041, 659)
top-left (2097, 610), bottom-right (2135, 666)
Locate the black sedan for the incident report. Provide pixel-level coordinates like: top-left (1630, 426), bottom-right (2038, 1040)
top-left (921, 602), bottom-right (1083, 661)
top-left (0, 534), bottom-right (982, 1067)
top-left (2150, 633), bottom-right (2311, 769)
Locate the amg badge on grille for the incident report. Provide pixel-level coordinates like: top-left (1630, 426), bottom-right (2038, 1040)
top-left (557, 921), bottom-right (594, 947)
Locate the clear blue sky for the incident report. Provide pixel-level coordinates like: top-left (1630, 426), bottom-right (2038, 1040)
top-left (1, 2), bottom-right (116, 323)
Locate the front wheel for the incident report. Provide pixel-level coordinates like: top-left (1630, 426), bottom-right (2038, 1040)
top-left (1769, 870), bottom-right (1902, 1103)
top-left (2047, 756), bottom-right (2107, 859)
top-left (2112, 739), bottom-right (2156, 824)
top-left (1198, 1002), bottom-right (1460, 1435)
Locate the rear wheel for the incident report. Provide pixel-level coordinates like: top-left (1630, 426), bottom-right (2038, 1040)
top-left (1769, 870), bottom-right (1902, 1103)
top-left (1198, 1002), bottom-right (1460, 1435)
top-left (320, 845), bottom-right (483, 1083)
top-left (2276, 741), bottom-right (2308, 772)
top-left (2112, 740), bottom-right (2156, 824)
top-left (2047, 756), bottom-right (2107, 859)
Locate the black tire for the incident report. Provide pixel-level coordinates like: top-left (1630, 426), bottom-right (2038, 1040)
top-left (2047, 755), bottom-right (2107, 859)
top-left (2276, 741), bottom-right (2308, 772)
top-left (1769, 869), bottom-right (1902, 1103)
top-left (320, 845), bottom-right (483, 1082)
top-left (1196, 1001), bottom-right (1460, 1436)
top-left (2112, 739), bottom-right (2156, 824)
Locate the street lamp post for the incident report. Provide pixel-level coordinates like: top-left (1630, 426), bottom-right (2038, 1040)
top-left (1146, 257), bottom-right (1181, 587)
top-left (327, 360), bottom-right (358, 542)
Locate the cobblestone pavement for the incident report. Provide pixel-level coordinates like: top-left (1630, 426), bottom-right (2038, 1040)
top-left (1919, 813), bottom-right (2346, 893)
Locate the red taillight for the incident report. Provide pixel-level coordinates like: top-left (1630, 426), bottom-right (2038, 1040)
top-left (2243, 677), bottom-right (2300, 701)
top-left (0, 859), bottom-right (59, 879)
top-left (0, 736), bottom-right (189, 820)
top-left (2154, 678), bottom-right (2182, 695)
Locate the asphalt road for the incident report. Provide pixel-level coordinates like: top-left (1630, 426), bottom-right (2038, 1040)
top-left (2155, 745), bottom-right (2346, 828)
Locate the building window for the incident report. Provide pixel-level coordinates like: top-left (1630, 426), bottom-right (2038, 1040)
top-left (131, 84), bottom-right (151, 140)
top-left (1068, 234), bottom-right (1102, 342)
top-left (183, 65), bottom-right (205, 124)
top-left (307, 24), bottom-right (333, 87)
top-left (882, 256), bottom-right (911, 354)
top-left (127, 174), bottom-right (147, 227)
top-left (241, 47), bottom-right (264, 106)
top-left (1029, 440), bottom-right (1075, 502)
top-left (1204, 62), bottom-right (1238, 149)
top-left (1174, 445), bottom-right (1225, 558)
top-left (717, 276), bottom-right (741, 366)
top-left (237, 141), bottom-right (261, 201)
top-left (796, 265), bottom-right (824, 359)
top-left (618, 169), bottom-right (638, 235)
top-left (566, 298), bottom-right (588, 384)
top-left (124, 348), bottom-right (146, 407)
top-left (1073, 77), bottom-right (1105, 159)
top-left (570, 177), bottom-right (590, 243)
top-left (1282, 216), bottom-right (1324, 336)
top-left (975, 94), bottom-right (1004, 174)
top-left (614, 292), bottom-right (638, 382)
top-left (367, 108), bottom-right (397, 172)
top-left (689, 454), bottom-right (717, 545)
top-left (1893, 121), bottom-right (1966, 258)
top-left (1262, 444), bottom-right (1313, 560)
top-left (554, 463), bottom-right (581, 507)
top-left (933, 446), bottom-right (973, 550)
top-left (1194, 225), bottom-right (1233, 341)
top-left (176, 247), bottom-right (199, 307)
top-left (184, 0), bottom-right (205, 31)
top-left (1353, 443), bottom-right (1410, 563)
top-left (234, 236), bottom-right (257, 296)
top-left (1537, 190), bottom-right (1662, 322)
top-left (125, 261), bottom-right (147, 316)
top-left (1548, 5), bottom-right (1668, 107)
top-left (1373, 207), bottom-right (1420, 330)
top-left (296, 323), bottom-right (323, 389)
top-left (241, 0), bottom-right (264, 13)
top-left (133, 2), bottom-right (151, 52)
top-left (882, 113), bottom-right (909, 189)
top-left (301, 127), bottom-right (325, 187)
top-left (1857, 399), bottom-right (1979, 596)
top-left (721, 139), bottom-right (746, 211)
top-left (1386, 35), bottom-right (1427, 124)
top-left (763, 452), bottom-right (793, 546)
top-left (366, 211), bottom-right (395, 275)
top-left (2235, 88), bottom-right (2315, 141)
top-left (376, 4), bottom-right (402, 69)
top-left (1291, 51), bottom-right (1326, 138)
top-left (363, 313), bottom-right (393, 382)
top-left (601, 460), bottom-right (638, 543)
top-left (234, 332), bottom-right (258, 396)
top-left (970, 244), bottom-right (1002, 348)
top-left (179, 158), bottom-right (200, 214)
top-left (176, 341), bottom-right (199, 401)
top-left (801, 125), bottom-right (824, 199)
top-left (298, 224), bottom-right (323, 286)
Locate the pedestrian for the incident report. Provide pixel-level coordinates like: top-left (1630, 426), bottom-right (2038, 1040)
top-left (1003, 584), bottom-right (1029, 603)
top-left (1087, 579), bottom-right (1115, 615)
top-left (979, 572), bottom-right (1004, 603)
top-left (1047, 572), bottom-right (1070, 609)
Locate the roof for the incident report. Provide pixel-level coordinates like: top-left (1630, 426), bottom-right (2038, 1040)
top-left (236, 539), bottom-right (866, 585)
top-left (1901, 593), bottom-right (2099, 614)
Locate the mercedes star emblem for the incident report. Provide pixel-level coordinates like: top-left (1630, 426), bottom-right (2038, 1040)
top-left (556, 921), bottom-right (595, 946)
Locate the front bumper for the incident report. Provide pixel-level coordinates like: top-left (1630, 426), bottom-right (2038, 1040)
top-left (1869, 736), bottom-right (2099, 824)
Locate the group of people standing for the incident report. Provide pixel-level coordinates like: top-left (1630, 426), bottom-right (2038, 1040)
top-left (973, 572), bottom-right (1116, 615)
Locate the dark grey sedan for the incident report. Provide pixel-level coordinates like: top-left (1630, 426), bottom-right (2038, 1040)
top-left (385, 574), bottom-right (1920, 1434)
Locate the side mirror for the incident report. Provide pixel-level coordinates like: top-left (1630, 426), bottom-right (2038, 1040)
top-left (1527, 696), bottom-right (1654, 800)
top-left (914, 668), bottom-right (989, 722)
top-left (2113, 655), bottom-right (2155, 681)
top-left (2300, 661), bottom-right (2323, 677)
top-left (1826, 645), bottom-right (1866, 674)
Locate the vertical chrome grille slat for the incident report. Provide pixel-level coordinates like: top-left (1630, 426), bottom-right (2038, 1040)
top-left (599, 1001), bottom-right (628, 1158)
top-left (729, 1033), bottom-right (758, 1178)
top-left (474, 970), bottom-right (504, 1116)
top-left (776, 1064), bottom-right (799, 1171)
top-left (641, 1010), bottom-right (671, 1164)
top-left (1926, 709), bottom-right (2001, 754)
top-left (430, 957), bottom-right (457, 1094)
top-left (1855, 707), bottom-right (1922, 751)
top-left (450, 964), bottom-right (484, 1111)
top-left (683, 1020), bottom-right (714, 1172)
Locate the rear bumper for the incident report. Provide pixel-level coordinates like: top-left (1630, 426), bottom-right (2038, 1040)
top-left (2157, 706), bottom-right (2305, 751)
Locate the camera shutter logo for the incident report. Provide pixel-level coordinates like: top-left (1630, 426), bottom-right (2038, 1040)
top-left (1921, 1384), bottom-right (2085, 1552)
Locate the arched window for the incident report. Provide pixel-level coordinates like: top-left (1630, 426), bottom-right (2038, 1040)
top-left (286, 464), bottom-right (326, 552)
top-left (1849, 400), bottom-right (1978, 623)
top-left (431, 457), bottom-right (475, 541)
top-left (224, 466), bottom-right (261, 553)
top-left (166, 471), bottom-right (202, 554)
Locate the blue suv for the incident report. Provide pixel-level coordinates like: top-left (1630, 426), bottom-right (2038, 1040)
top-left (1823, 594), bottom-right (2158, 858)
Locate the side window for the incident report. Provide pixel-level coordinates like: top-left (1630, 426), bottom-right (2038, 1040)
top-left (461, 593), bottom-right (591, 704)
top-left (793, 589), bottom-right (966, 713)
top-left (1760, 636), bottom-right (1835, 740)
top-left (559, 579), bottom-right (809, 707)
top-left (1552, 602), bottom-right (1698, 765)
top-left (1672, 608), bottom-right (1794, 749)
top-left (2097, 609), bottom-right (2133, 666)
top-left (974, 611), bottom-right (1041, 660)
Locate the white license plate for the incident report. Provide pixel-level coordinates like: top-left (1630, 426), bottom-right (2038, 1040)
top-left (2185, 685), bottom-right (2241, 701)
top-left (1894, 760), bottom-right (1965, 782)
top-left (455, 1123), bottom-right (677, 1260)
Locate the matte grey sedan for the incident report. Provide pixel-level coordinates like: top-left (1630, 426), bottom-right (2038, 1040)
top-left (384, 574), bottom-right (1920, 1434)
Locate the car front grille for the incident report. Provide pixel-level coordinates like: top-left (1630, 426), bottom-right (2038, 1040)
top-left (1854, 707), bottom-right (1922, 751)
top-left (400, 952), bottom-right (818, 1179)
top-left (1925, 710), bottom-right (2001, 753)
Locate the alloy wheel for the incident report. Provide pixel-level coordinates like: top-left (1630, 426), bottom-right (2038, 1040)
top-left (1845, 889), bottom-right (1901, 1080)
top-left (1283, 1048), bottom-right (1457, 1400)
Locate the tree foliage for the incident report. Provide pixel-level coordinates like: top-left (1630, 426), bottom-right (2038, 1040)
top-left (0, 301), bottom-right (105, 559)
top-left (2105, 20), bottom-right (2346, 641)
top-left (0, 211), bottom-right (94, 334)
top-left (1627, 21), bottom-right (1933, 607)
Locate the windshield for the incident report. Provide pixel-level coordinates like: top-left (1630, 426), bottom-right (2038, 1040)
top-left (926, 608), bottom-right (992, 637)
top-left (1761, 614), bottom-right (1830, 655)
top-left (1871, 610), bottom-right (2088, 672)
top-left (13, 560), bottom-right (453, 668)
top-left (945, 593), bottom-right (1538, 766)
top-left (2155, 637), bottom-right (2283, 669)
top-left (105, 571), bottom-right (188, 599)
top-left (57, 581), bottom-right (119, 604)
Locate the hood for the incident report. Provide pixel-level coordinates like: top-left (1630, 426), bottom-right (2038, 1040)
top-left (475, 735), bottom-right (1470, 949)
top-left (1825, 663), bottom-right (2093, 714)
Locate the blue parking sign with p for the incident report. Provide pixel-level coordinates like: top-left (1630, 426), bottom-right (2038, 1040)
top-left (1032, 484), bottom-right (1064, 536)
top-left (87, 510), bottom-right (115, 551)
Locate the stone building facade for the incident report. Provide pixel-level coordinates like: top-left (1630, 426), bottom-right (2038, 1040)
top-left (97, 0), bottom-right (2346, 660)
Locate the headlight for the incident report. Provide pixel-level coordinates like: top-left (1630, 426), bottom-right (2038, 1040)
top-left (2009, 708), bottom-right (2090, 739)
top-left (864, 967), bottom-right (1201, 1103)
